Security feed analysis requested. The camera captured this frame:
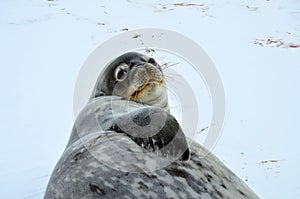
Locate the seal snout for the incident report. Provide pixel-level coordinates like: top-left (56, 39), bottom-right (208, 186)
top-left (130, 78), bottom-right (164, 99)
top-left (129, 65), bottom-right (166, 100)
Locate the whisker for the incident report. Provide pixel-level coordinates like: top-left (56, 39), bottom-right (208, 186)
top-left (161, 62), bottom-right (180, 70)
top-left (162, 62), bottom-right (180, 70)
top-left (161, 63), bottom-right (173, 70)
top-left (156, 57), bottom-right (165, 62)
top-left (169, 105), bottom-right (179, 108)
top-left (164, 75), bottom-right (176, 82)
top-left (160, 59), bottom-right (176, 65)
top-left (161, 60), bottom-right (174, 66)
top-left (22, 189), bottom-right (45, 199)
top-left (164, 75), bottom-right (186, 87)
top-left (164, 72), bottom-right (182, 79)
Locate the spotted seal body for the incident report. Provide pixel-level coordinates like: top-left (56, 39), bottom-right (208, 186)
top-left (44, 52), bottom-right (259, 199)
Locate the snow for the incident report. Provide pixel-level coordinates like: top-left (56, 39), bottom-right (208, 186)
top-left (0, 0), bottom-right (299, 198)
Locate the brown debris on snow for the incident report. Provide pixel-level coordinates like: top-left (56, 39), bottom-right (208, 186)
top-left (246, 5), bottom-right (258, 11)
top-left (254, 37), bottom-right (300, 48)
top-left (261, 159), bottom-right (282, 164)
top-left (173, 3), bottom-right (205, 7)
top-left (132, 34), bottom-right (142, 39)
top-left (154, 2), bottom-right (208, 13)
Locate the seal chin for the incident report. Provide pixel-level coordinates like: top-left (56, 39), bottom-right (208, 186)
top-left (130, 81), bottom-right (169, 111)
top-left (130, 79), bottom-right (163, 98)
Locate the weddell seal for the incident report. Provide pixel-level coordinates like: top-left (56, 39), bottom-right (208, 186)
top-left (44, 52), bottom-right (259, 199)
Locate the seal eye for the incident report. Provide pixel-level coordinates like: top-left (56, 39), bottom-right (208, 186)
top-left (115, 64), bottom-right (129, 81)
top-left (117, 69), bottom-right (127, 80)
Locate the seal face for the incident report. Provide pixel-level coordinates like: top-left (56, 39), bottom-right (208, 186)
top-left (91, 52), bottom-right (169, 111)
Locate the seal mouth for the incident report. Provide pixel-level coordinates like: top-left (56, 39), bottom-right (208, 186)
top-left (130, 79), bottom-right (164, 100)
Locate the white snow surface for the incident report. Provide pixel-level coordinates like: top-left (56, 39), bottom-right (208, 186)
top-left (0, 0), bottom-right (300, 198)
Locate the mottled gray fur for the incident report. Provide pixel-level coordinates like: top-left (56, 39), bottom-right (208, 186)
top-left (45, 97), bottom-right (258, 199)
top-left (45, 52), bottom-right (258, 199)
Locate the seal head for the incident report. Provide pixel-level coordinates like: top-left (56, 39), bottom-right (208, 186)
top-left (91, 52), bottom-right (169, 111)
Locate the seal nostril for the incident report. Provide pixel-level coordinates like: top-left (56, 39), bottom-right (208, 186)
top-left (148, 58), bottom-right (156, 65)
top-left (131, 90), bottom-right (139, 97)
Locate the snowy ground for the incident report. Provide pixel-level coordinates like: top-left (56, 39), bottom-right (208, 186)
top-left (1, 0), bottom-right (300, 198)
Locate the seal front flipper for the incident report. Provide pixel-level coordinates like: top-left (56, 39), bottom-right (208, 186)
top-left (111, 106), bottom-right (191, 161)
